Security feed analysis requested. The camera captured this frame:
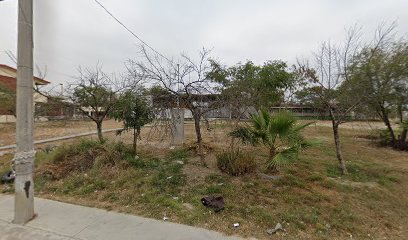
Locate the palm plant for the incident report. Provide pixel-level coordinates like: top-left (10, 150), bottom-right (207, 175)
top-left (230, 109), bottom-right (315, 171)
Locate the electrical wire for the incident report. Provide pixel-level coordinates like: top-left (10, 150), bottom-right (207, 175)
top-left (93, 0), bottom-right (170, 62)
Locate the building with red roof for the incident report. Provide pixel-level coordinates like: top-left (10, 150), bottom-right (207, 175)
top-left (0, 64), bottom-right (50, 122)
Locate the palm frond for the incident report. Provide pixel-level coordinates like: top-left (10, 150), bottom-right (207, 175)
top-left (299, 139), bottom-right (322, 149)
top-left (229, 127), bottom-right (259, 145)
top-left (230, 109), bottom-right (317, 171)
top-left (267, 146), bottom-right (299, 169)
top-left (293, 121), bottom-right (315, 132)
top-left (269, 111), bottom-right (296, 137)
top-left (283, 121), bottom-right (315, 145)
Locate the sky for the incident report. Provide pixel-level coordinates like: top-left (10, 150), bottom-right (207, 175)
top-left (0, 0), bottom-right (407, 89)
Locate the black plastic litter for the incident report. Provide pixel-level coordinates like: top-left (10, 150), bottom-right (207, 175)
top-left (1, 171), bottom-right (15, 184)
top-left (201, 196), bottom-right (224, 212)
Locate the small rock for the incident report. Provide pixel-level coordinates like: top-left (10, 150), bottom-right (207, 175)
top-left (163, 217), bottom-right (169, 221)
top-left (175, 160), bottom-right (184, 165)
top-left (169, 146), bottom-right (175, 150)
top-left (233, 223), bottom-right (240, 228)
top-left (172, 197), bottom-right (179, 200)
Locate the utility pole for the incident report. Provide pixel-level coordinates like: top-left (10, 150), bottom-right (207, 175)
top-left (13, 0), bottom-right (35, 224)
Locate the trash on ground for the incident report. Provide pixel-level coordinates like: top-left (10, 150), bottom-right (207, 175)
top-left (163, 217), bottom-right (169, 221)
top-left (267, 223), bottom-right (285, 235)
top-left (233, 223), bottom-right (240, 228)
top-left (1, 170), bottom-right (15, 184)
top-left (201, 196), bottom-right (224, 212)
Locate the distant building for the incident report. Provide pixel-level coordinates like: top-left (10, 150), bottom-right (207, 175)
top-left (270, 104), bottom-right (326, 118)
top-left (0, 64), bottom-right (50, 123)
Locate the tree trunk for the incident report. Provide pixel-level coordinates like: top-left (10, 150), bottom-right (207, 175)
top-left (96, 121), bottom-right (103, 142)
top-left (133, 128), bottom-right (137, 155)
top-left (398, 129), bottom-right (407, 150)
top-left (192, 110), bottom-right (206, 166)
top-left (397, 105), bottom-right (403, 124)
top-left (268, 147), bottom-right (278, 172)
top-left (380, 107), bottom-right (396, 146)
top-left (328, 109), bottom-right (348, 175)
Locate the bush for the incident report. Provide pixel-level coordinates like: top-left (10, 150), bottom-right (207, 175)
top-left (216, 150), bottom-right (256, 176)
top-left (37, 140), bottom-right (132, 180)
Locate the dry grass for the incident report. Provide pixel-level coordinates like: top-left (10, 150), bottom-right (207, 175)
top-left (1, 120), bottom-right (408, 239)
top-left (0, 119), bottom-right (122, 146)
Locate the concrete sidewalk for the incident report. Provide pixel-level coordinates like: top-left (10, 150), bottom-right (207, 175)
top-left (0, 195), bottom-right (242, 240)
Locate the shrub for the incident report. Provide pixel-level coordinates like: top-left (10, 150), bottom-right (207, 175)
top-left (37, 140), bottom-right (131, 179)
top-left (229, 109), bottom-right (316, 171)
top-left (216, 150), bottom-right (256, 176)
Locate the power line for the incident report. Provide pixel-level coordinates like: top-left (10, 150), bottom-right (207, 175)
top-left (93, 0), bottom-right (170, 62)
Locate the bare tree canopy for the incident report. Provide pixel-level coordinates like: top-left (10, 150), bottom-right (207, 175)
top-left (294, 25), bottom-right (363, 175)
top-left (346, 23), bottom-right (408, 149)
top-left (68, 63), bottom-right (142, 142)
top-left (126, 47), bottom-right (222, 165)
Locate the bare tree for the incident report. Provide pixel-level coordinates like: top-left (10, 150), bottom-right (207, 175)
top-left (349, 22), bottom-right (408, 149)
top-left (68, 63), bottom-right (137, 142)
top-left (127, 47), bottom-right (222, 165)
top-left (296, 26), bottom-right (363, 174)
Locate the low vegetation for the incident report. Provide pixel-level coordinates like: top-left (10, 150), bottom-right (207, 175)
top-left (1, 123), bottom-right (407, 239)
top-left (230, 110), bottom-right (315, 172)
top-left (216, 149), bottom-right (256, 176)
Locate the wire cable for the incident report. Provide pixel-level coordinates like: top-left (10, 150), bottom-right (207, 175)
top-left (93, 0), bottom-right (170, 62)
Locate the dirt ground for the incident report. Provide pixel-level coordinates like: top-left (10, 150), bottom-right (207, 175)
top-left (313, 120), bottom-right (389, 130)
top-left (0, 119), bottom-right (122, 146)
top-left (0, 119), bottom-right (388, 147)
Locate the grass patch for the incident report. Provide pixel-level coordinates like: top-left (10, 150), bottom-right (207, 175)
top-left (0, 123), bottom-right (405, 240)
top-left (326, 162), bottom-right (400, 186)
top-left (216, 149), bottom-right (256, 176)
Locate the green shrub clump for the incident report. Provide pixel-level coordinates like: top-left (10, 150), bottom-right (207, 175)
top-left (216, 150), bottom-right (256, 176)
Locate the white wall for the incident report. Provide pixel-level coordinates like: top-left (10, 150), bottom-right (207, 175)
top-left (0, 115), bottom-right (16, 123)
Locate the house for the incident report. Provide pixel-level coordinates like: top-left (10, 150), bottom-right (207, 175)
top-left (0, 64), bottom-right (50, 123)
